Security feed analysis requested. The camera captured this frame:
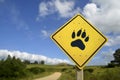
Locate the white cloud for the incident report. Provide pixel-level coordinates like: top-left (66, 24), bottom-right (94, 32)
top-left (38, 0), bottom-right (120, 34)
top-left (105, 35), bottom-right (120, 47)
top-left (54, 0), bottom-right (80, 18)
top-left (37, 0), bottom-right (80, 19)
top-left (0, 48), bottom-right (114, 66)
top-left (40, 30), bottom-right (52, 39)
top-left (0, 49), bottom-right (70, 64)
top-left (38, 1), bottom-right (55, 17)
top-left (83, 0), bottom-right (120, 34)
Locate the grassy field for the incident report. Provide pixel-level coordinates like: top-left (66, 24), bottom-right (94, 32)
top-left (22, 64), bottom-right (64, 80)
top-left (23, 64), bottom-right (74, 80)
top-left (58, 65), bottom-right (120, 80)
top-left (20, 64), bottom-right (120, 80)
top-left (84, 66), bottom-right (120, 80)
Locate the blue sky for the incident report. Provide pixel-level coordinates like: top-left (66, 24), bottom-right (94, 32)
top-left (0, 0), bottom-right (120, 65)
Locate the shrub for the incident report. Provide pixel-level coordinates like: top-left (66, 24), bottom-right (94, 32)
top-left (28, 67), bottom-right (45, 74)
top-left (84, 68), bottom-right (94, 73)
top-left (61, 68), bottom-right (67, 72)
top-left (0, 55), bottom-right (27, 79)
top-left (107, 63), bottom-right (115, 68)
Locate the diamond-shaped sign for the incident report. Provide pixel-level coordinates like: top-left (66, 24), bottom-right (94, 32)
top-left (51, 14), bottom-right (107, 69)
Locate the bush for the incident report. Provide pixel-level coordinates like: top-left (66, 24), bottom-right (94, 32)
top-left (84, 68), bottom-right (94, 73)
top-left (61, 68), bottom-right (67, 72)
top-left (0, 55), bottom-right (27, 79)
top-left (28, 67), bottom-right (45, 74)
top-left (107, 63), bottom-right (115, 68)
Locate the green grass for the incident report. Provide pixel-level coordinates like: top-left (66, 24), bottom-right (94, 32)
top-left (84, 66), bottom-right (120, 80)
top-left (24, 64), bottom-right (73, 80)
top-left (20, 64), bottom-right (120, 80)
top-left (58, 69), bottom-right (76, 80)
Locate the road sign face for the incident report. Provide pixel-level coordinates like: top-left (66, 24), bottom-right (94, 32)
top-left (51, 14), bottom-right (107, 69)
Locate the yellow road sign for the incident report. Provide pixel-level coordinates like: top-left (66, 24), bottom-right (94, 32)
top-left (51, 14), bottom-right (107, 69)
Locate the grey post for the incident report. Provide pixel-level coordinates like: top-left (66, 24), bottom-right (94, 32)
top-left (76, 66), bottom-right (84, 80)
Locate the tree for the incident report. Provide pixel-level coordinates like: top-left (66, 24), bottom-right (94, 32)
top-left (23, 60), bottom-right (31, 64)
top-left (113, 48), bottom-right (120, 63)
top-left (34, 61), bottom-right (38, 64)
top-left (108, 48), bottom-right (120, 67)
top-left (40, 60), bottom-right (45, 65)
top-left (0, 55), bottom-right (26, 79)
top-left (6, 55), bottom-right (12, 61)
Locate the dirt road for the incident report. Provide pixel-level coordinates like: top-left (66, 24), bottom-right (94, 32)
top-left (34, 72), bottom-right (62, 80)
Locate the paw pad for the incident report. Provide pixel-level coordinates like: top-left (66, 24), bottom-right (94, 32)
top-left (71, 29), bottom-right (89, 50)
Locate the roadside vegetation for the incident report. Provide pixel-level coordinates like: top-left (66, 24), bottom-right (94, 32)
top-left (0, 48), bottom-right (120, 80)
top-left (0, 55), bottom-right (52, 80)
top-left (84, 66), bottom-right (120, 80)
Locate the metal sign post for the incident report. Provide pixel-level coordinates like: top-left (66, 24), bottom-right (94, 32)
top-left (76, 66), bottom-right (83, 80)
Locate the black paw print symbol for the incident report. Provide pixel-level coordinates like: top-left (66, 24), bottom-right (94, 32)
top-left (71, 29), bottom-right (89, 50)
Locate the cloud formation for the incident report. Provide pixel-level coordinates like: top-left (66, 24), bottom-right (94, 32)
top-left (37, 0), bottom-right (80, 19)
top-left (83, 0), bottom-right (120, 34)
top-left (0, 49), bottom-right (70, 64)
top-left (105, 35), bottom-right (120, 47)
top-left (93, 0), bottom-right (120, 47)
top-left (40, 29), bottom-right (52, 39)
top-left (38, 0), bottom-right (120, 35)
top-left (38, 0), bottom-right (120, 42)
